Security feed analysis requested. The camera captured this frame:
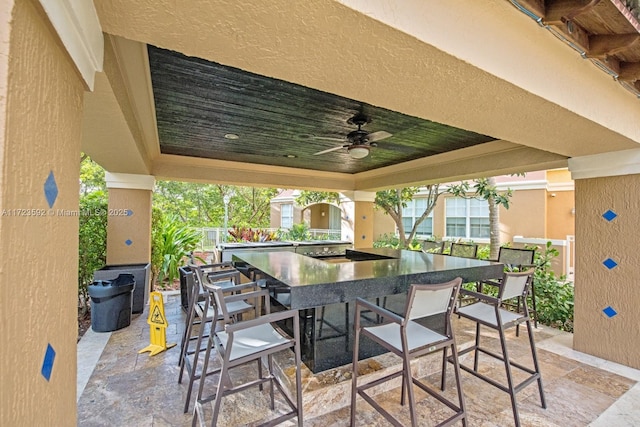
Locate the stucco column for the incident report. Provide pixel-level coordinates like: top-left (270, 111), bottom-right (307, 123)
top-left (340, 191), bottom-right (375, 248)
top-left (568, 149), bottom-right (640, 370)
top-left (105, 173), bottom-right (155, 265)
top-left (0, 0), bottom-right (102, 425)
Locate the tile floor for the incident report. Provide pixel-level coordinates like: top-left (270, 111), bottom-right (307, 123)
top-left (77, 292), bottom-right (640, 426)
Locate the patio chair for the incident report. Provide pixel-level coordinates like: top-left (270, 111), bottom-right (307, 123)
top-left (178, 266), bottom-right (254, 414)
top-left (485, 247), bottom-right (538, 330)
top-left (193, 282), bottom-right (303, 427)
top-left (351, 277), bottom-right (467, 427)
top-left (454, 269), bottom-right (546, 427)
top-left (422, 240), bottom-right (445, 254)
top-left (449, 242), bottom-right (478, 259)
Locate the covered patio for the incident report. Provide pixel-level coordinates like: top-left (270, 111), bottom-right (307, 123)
top-left (2, 0), bottom-right (640, 425)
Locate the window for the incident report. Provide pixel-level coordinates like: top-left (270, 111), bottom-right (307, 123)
top-left (281, 203), bottom-right (293, 229)
top-left (445, 197), bottom-right (489, 238)
top-left (401, 198), bottom-right (433, 237)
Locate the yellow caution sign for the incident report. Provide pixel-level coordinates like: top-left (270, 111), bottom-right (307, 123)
top-left (139, 292), bottom-right (176, 356)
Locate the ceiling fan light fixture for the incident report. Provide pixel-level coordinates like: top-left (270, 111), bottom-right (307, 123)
top-left (348, 145), bottom-right (370, 159)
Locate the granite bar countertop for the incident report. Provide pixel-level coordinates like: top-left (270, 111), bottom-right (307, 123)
top-left (233, 247), bottom-right (503, 309)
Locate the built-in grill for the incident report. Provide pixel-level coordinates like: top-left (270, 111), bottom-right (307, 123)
top-left (293, 240), bottom-right (353, 258)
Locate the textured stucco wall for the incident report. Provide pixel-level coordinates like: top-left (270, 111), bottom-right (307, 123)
top-left (106, 188), bottom-right (152, 264)
top-left (573, 175), bottom-right (640, 369)
top-left (352, 201), bottom-right (374, 248)
top-left (0, 0), bottom-right (84, 424)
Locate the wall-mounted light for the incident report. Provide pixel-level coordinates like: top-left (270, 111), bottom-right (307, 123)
top-left (321, 211), bottom-right (325, 217)
top-left (571, 208), bottom-right (575, 215)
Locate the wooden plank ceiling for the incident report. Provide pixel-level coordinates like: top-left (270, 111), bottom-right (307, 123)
top-left (514, 0), bottom-right (640, 95)
top-left (148, 45), bottom-right (497, 174)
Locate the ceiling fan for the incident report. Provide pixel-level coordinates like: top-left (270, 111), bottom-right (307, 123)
top-left (313, 113), bottom-right (392, 159)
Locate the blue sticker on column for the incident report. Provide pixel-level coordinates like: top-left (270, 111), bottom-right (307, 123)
top-left (603, 306), bottom-right (617, 318)
top-left (125, 239), bottom-right (133, 246)
top-left (603, 258), bottom-right (618, 269)
top-left (602, 210), bottom-right (617, 222)
top-left (44, 171), bottom-right (58, 208)
top-left (41, 344), bottom-right (56, 381)
top-left (126, 209), bottom-right (133, 216)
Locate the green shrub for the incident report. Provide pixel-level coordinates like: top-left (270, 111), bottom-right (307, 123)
top-left (531, 242), bottom-right (574, 332)
top-left (373, 233), bottom-right (421, 249)
top-left (282, 223), bottom-right (311, 241)
top-left (150, 206), bottom-right (164, 290)
top-left (78, 192), bottom-right (108, 315)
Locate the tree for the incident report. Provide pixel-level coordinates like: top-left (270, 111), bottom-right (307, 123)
top-left (447, 177), bottom-right (513, 259)
top-left (153, 181), bottom-right (276, 229)
top-left (295, 186), bottom-right (443, 249)
top-left (374, 185), bottom-right (442, 248)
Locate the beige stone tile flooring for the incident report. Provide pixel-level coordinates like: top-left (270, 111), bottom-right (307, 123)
top-left (77, 293), bottom-right (640, 426)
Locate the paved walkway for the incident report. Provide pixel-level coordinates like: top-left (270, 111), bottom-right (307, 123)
top-left (77, 292), bottom-right (640, 426)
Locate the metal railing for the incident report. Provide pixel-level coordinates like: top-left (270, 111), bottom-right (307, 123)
top-left (195, 227), bottom-right (342, 251)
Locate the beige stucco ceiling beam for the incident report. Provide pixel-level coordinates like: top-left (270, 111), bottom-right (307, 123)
top-left (81, 72), bottom-right (150, 174)
top-left (94, 0), bottom-right (640, 166)
top-left (152, 154), bottom-right (356, 191)
top-left (353, 141), bottom-right (569, 191)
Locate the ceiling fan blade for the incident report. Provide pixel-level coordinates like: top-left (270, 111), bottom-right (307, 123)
top-left (314, 145), bottom-right (346, 155)
top-left (311, 136), bottom-right (346, 142)
top-left (367, 131), bottom-right (392, 142)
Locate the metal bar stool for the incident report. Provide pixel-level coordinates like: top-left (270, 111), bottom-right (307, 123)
top-left (178, 266), bottom-right (252, 413)
top-left (454, 268), bottom-right (546, 427)
top-left (351, 277), bottom-right (467, 427)
top-left (193, 282), bottom-right (303, 427)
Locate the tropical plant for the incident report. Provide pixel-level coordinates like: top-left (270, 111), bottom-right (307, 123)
top-left (77, 191), bottom-right (108, 315)
top-left (283, 223), bottom-right (312, 241)
top-left (227, 226), bottom-right (277, 242)
top-left (531, 241), bottom-right (574, 332)
top-left (156, 215), bottom-right (203, 287)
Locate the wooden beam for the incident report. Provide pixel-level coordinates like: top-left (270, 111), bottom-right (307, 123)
top-left (545, 0), bottom-right (602, 25)
top-left (588, 34), bottom-right (640, 57)
top-left (618, 61), bottom-right (640, 82)
top-left (550, 21), bottom-right (590, 52)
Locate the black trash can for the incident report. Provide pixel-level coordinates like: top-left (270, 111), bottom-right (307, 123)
top-left (94, 263), bottom-right (150, 314)
top-left (88, 274), bottom-right (135, 332)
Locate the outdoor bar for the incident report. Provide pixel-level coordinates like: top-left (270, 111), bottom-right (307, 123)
top-left (232, 248), bottom-right (504, 372)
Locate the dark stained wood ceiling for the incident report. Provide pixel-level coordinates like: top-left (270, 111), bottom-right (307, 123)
top-left (148, 45), bottom-right (497, 174)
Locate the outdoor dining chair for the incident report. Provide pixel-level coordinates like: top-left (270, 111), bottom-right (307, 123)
top-left (178, 266), bottom-right (254, 414)
top-left (421, 240), bottom-right (445, 254)
top-left (351, 277), bottom-right (467, 427)
top-left (449, 242), bottom-right (478, 259)
top-left (487, 247), bottom-right (538, 330)
top-left (454, 268), bottom-right (546, 427)
top-left (193, 282), bottom-right (303, 427)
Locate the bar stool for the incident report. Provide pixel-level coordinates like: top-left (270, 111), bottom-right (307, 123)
top-left (178, 266), bottom-right (252, 413)
top-left (454, 269), bottom-right (546, 427)
top-left (193, 282), bottom-right (303, 427)
top-left (351, 277), bottom-right (467, 427)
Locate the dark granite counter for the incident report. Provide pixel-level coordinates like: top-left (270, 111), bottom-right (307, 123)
top-left (233, 247), bottom-right (503, 309)
top-left (232, 248), bottom-right (504, 372)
